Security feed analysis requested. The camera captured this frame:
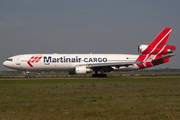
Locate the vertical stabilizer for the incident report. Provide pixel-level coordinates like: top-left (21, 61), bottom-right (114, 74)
top-left (136, 28), bottom-right (176, 69)
top-left (148, 28), bottom-right (172, 47)
top-left (141, 28), bottom-right (172, 55)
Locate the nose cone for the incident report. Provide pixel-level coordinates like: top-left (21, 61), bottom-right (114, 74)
top-left (3, 61), bottom-right (6, 67)
top-left (3, 61), bottom-right (8, 67)
top-left (3, 61), bottom-right (11, 68)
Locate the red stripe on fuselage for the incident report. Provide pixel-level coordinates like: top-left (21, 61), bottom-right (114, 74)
top-left (136, 55), bottom-right (147, 62)
top-left (27, 56), bottom-right (34, 67)
top-left (136, 62), bottom-right (153, 69)
top-left (31, 57), bottom-right (38, 63)
top-left (136, 63), bottom-right (145, 69)
top-left (35, 57), bottom-right (42, 63)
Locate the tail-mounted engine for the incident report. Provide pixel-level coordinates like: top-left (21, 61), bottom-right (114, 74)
top-left (138, 44), bottom-right (176, 55)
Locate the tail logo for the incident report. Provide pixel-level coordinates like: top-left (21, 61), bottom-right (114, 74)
top-left (136, 28), bottom-right (175, 69)
top-left (27, 56), bottom-right (42, 67)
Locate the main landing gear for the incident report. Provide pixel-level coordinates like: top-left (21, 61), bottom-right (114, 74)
top-left (92, 74), bottom-right (107, 77)
top-left (92, 71), bottom-right (107, 77)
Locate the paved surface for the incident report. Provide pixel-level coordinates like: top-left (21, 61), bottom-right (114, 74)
top-left (0, 76), bottom-right (180, 80)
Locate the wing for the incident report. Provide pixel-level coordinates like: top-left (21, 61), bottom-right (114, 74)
top-left (78, 61), bottom-right (139, 68)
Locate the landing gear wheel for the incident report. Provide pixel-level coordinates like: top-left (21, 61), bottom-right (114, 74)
top-left (92, 74), bottom-right (107, 77)
top-left (100, 74), bottom-right (107, 77)
top-left (92, 74), bottom-right (97, 77)
top-left (27, 75), bottom-right (30, 79)
top-left (103, 74), bottom-right (107, 77)
top-left (25, 71), bottom-right (31, 79)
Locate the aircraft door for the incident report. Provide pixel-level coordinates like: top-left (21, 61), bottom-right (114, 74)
top-left (15, 58), bottom-right (22, 69)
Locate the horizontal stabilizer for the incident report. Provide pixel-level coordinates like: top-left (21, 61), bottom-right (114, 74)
top-left (152, 54), bottom-right (175, 62)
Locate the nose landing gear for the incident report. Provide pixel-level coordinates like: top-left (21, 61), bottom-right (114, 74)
top-left (27, 74), bottom-right (30, 79)
top-left (25, 71), bottom-right (30, 79)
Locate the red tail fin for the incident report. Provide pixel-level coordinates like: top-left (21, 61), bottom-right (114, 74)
top-left (148, 28), bottom-right (172, 47)
top-left (136, 28), bottom-right (175, 69)
top-left (139, 28), bottom-right (175, 55)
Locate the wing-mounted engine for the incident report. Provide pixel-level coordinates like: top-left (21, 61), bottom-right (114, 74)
top-left (138, 44), bottom-right (176, 55)
top-left (69, 66), bottom-right (93, 75)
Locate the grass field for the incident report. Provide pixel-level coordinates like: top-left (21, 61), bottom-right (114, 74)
top-left (0, 78), bottom-right (180, 120)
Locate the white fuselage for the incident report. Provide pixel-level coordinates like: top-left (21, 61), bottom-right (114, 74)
top-left (3, 54), bottom-right (140, 72)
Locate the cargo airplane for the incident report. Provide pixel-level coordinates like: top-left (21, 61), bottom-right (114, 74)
top-left (3, 28), bottom-right (176, 78)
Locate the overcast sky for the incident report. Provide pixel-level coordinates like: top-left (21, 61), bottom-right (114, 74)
top-left (0, 0), bottom-right (180, 70)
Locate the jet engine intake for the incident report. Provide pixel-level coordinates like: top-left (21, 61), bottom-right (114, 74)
top-left (138, 44), bottom-right (175, 55)
top-left (138, 44), bottom-right (148, 53)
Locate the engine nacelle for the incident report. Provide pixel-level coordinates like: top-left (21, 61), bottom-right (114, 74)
top-left (138, 44), bottom-right (148, 53)
top-left (75, 66), bottom-right (86, 74)
top-left (138, 44), bottom-right (175, 55)
top-left (69, 66), bottom-right (92, 75)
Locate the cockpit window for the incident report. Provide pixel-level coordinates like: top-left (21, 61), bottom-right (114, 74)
top-left (6, 59), bottom-right (13, 61)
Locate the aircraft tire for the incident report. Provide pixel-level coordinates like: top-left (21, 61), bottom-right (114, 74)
top-left (92, 74), bottom-right (107, 77)
top-left (92, 74), bottom-right (97, 77)
top-left (103, 74), bottom-right (107, 77)
top-left (27, 75), bottom-right (30, 79)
